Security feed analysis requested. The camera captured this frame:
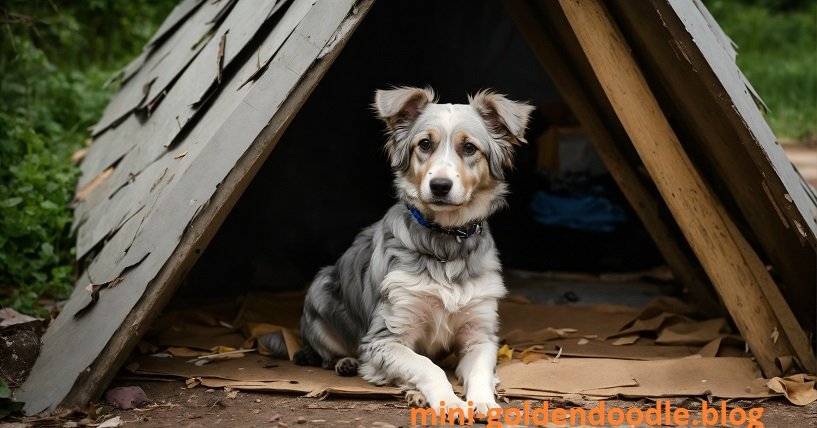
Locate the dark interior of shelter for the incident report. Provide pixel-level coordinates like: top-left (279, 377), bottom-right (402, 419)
top-left (177, 0), bottom-right (667, 303)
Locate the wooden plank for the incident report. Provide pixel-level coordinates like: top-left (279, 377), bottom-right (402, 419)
top-left (59, 0), bottom-right (375, 412)
top-left (666, 0), bottom-right (816, 245)
top-left (18, 0), bottom-right (367, 415)
top-left (90, 0), bottom-right (229, 136)
top-left (74, 0), bottom-right (302, 256)
top-left (557, 0), bottom-right (816, 376)
top-left (146, 0), bottom-right (207, 48)
top-left (74, 0), bottom-right (315, 245)
top-left (503, 0), bottom-right (721, 315)
top-left (608, 0), bottom-right (815, 341)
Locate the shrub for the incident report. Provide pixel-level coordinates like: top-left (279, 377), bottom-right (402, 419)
top-left (0, 0), bottom-right (176, 315)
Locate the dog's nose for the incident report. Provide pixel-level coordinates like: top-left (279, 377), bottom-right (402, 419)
top-left (430, 178), bottom-right (453, 197)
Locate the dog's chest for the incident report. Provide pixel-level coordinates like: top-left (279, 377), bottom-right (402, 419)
top-left (381, 271), bottom-right (505, 355)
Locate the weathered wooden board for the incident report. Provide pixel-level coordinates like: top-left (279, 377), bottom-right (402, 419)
top-left (73, 0), bottom-right (308, 258)
top-left (61, 1), bottom-right (377, 410)
top-left (146, 0), bottom-right (207, 48)
top-left (18, 0), bottom-right (362, 415)
top-left (503, 0), bottom-right (721, 315)
top-left (558, 0), bottom-right (815, 375)
top-left (666, 0), bottom-right (816, 243)
top-left (607, 0), bottom-right (816, 334)
top-left (89, 0), bottom-right (228, 137)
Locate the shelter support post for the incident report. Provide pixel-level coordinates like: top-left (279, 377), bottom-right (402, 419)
top-left (556, 0), bottom-right (815, 376)
top-left (503, 0), bottom-right (721, 315)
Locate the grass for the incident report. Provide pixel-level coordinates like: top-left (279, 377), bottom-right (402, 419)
top-left (0, 1), bottom-right (176, 316)
top-left (707, 0), bottom-right (817, 143)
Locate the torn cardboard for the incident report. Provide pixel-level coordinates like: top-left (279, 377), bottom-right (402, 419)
top-left (498, 357), bottom-right (772, 400)
top-left (125, 294), bottom-right (812, 404)
top-left (129, 355), bottom-right (401, 398)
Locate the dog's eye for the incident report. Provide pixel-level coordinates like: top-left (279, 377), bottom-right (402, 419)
top-left (462, 142), bottom-right (478, 155)
top-left (418, 138), bottom-right (432, 152)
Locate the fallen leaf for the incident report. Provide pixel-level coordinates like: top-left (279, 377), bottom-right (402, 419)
top-left (226, 390), bottom-right (238, 399)
top-left (577, 338), bottom-right (589, 345)
top-left (497, 344), bottom-right (514, 361)
top-left (105, 386), bottom-right (148, 410)
top-left (174, 151), bottom-right (189, 159)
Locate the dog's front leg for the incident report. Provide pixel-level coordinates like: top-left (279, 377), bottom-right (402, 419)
top-left (456, 339), bottom-right (500, 417)
top-left (455, 301), bottom-right (502, 417)
top-left (360, 339), bottom-right (466, 412)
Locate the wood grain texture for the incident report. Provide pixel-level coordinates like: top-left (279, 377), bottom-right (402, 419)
top-left (503, 0), bottom-right (721, 315)
top-left (558, 0), bottom-right (815, 376)
top-left (608, 0), bottom-right (816, 339)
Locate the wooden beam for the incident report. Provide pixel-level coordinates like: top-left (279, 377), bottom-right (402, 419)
top-left (503, 0), bottom-right (721, 315)
top-left (609, 0), bottom-right (815, 338)
top-left (57, 0), bottom-right (376, 410)
top-left (557, 0), bottom-right (816, 376)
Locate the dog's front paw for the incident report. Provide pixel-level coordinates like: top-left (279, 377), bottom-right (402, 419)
top-left (426, 391), bottom-right (468, 424)
top-left (470, 399), bottom-right (501, 421)
top-left (404, 390), bottom-right (428, 408)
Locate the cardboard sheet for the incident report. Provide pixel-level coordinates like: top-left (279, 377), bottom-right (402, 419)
top-left (124, 294), bottom-right (813, 404)
top-left (498, 300), bottom-right (744, 360)
top-left (497, 357), bottom-right (772, 399)
top-left (129, 354), bottom-right (401, 398)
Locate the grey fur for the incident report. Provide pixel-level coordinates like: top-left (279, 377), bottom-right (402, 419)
top-left (298, 204), bottom-right (500, 364)
top-left (294, 87), bottom-right (532, 401)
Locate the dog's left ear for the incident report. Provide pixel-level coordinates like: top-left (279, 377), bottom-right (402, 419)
top-left (470, 90), bottom-right (534, 145)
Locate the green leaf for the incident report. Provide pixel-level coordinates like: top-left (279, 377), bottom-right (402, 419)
top-left (40, 200), bottom-right (58, 210)
top-left (0, 197), bottom-right (23, 208)
top-left (0, 378), bottom-right (10, 398)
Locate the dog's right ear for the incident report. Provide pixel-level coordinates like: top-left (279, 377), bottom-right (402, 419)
top-left (373, 86), bottom-right (435, 133)
top-left (374, 86), bottom-right (435, 171)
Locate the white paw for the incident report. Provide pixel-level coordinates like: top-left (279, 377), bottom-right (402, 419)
top-left (470, 399), bottom-right (501, 420)
top-left (431, 394), bottom-right (469, 425)
top-left (428, 390), bottom-right (467, 412)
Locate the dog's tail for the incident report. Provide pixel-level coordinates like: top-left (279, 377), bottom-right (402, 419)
top-left (257, 331), bottom-right (290, 360)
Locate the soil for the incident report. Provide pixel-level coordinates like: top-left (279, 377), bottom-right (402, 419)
top-left (9, 379), bottom-right (809, 427)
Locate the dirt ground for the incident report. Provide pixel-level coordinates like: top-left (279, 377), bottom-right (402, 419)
top-left (54, 379), bottom-right (816, 427)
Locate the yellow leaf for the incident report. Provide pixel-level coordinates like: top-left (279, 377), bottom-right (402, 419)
top-left (497, 344), bottom-right (514, 361)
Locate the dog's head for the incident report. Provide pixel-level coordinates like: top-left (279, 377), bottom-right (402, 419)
top-left (374, 86), bottom-right (533, 227)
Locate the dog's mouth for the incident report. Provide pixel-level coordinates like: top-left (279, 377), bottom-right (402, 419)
top-left (426, 198), bottom-right (465, 209)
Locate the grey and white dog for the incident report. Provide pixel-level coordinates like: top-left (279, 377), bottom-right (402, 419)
top-left (293, 86), bottom-right (533, 414)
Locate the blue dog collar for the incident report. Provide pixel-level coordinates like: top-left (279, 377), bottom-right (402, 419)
top-left (406, 204), bottom-right (483, 240)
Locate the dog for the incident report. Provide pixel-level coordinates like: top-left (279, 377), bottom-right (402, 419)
top-left (293, 86), bottom-right (533, 415)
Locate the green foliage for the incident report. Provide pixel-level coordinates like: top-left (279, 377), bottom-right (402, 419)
top-left (0, 1), bottom-right (176, 315)
top-left (707, 0), bottom-right (817, 141)
top-left (0, 378), bottom-right (24, 418)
